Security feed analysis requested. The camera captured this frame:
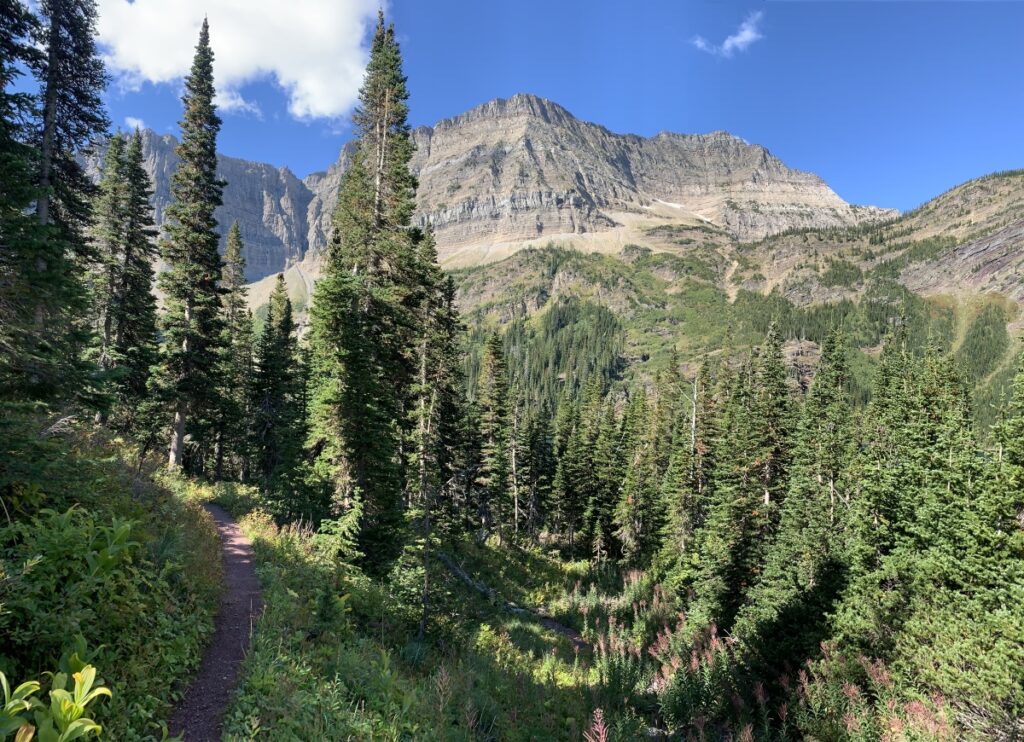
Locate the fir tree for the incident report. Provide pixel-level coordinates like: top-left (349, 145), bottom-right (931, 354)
top-left (551, 395), bottom-right (587, 552)
top-left (585, 401), bottom-right (621, 561)
top-left (21, 0), bottom-right (107, 401)
top-left (156, 19), bottom-right (225, 471)
top-left (213, 222), bottom-right (253, 478)
top-left (252, 274), bottom-right (303, 511)
top-left (475, 332), bottom-right (510, 540)
top-left (737, 328), bottom-right (855, 667)
top-left (615, 434), bottom-right (660, 567)
top-left (659, 359), bottom-right (718, 581)
top-left (89, 131), bottom-right (128, 384)
top-left (0, 0), bottom-right (47, 398)
top-left (88, 128), bottom-right (159, 429)
top-left (306, 13), bottom-right (421, 567)
top-left (520, 402), bottom-right (555, 538)
top-left (695, 328), bottom-right (795, 630)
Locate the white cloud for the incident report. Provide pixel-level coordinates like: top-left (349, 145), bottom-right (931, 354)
top-left (124, 115), bottom-right (146, 131)
top-left (693, 11), bottom-right (765, 59)
top-left (96, 0), bottom-right (382, 119)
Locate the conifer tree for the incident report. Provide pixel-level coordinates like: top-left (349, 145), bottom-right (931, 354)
top-left (20, 0), bottom-right (107, 400)
top-left (211, 222), bottom-right (253, 478)
top-left (306, 13), bottom-right (421, 566)
top-left (737, 328), bottom-right (855, 666)
top-left (156, 19), bottom-right (225, 471)
top-left (660, 359), bottom-right (718, 579)
top-left (695, 328), bottom-right (795, 630)
top-left (551, 395), bottom-right (587, 551)
top-left (424, 274), bottom-right (472, 536)
top-left (475, 332), bottom-right (510, 540)
top-left (113, 131), bottom-right (160, 411)
top-left (615, 433), bottom-right (660, 566)
top-left (519, 402), bottom-right (555, 537)
top-left (252, 275), bottom-right (303, 508)
top-left (89, 131), bottom-right (128, 381)
top-left (586, 401), bottom-right (622, 561)
top-left (88, 129), bottom-right (159, 428)
top-left (0, 0), bottom-right (47, 398)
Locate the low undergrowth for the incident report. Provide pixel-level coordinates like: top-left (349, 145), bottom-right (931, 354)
top-left (0, 413), bottom-right (221, 740)
top-left (195, 485), bottom-right (649, 740)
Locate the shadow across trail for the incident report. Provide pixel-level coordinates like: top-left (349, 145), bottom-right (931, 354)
top-left (169, 503), bottom-right (262, 741)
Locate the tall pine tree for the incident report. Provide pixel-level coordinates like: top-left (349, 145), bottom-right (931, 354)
top-left (736, 328), bottom-right (855, 668)
top-left (306, 12), bottom-right (425, 568)
top-left (22, 0), bottom-right (107, 401)
top-left (474, 332), bottom-right (510, 540)
top-left (156, 19), bottom-right (225, 471)
top-left (252, 274), bottom-right (303, 511)
top-left (0, 0), bottom-right (47, 399)
top-left (89, 128), bottom-right (159, 429)
top-left (213, 222), bottom-right (253, 478)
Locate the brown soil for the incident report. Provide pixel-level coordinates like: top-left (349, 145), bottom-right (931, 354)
top-left (168, 503), bottom-right (262, 741)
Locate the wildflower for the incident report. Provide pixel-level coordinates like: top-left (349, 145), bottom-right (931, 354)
top-left (753, 680), bottom-right (767, 706)
top-left (584, 708), bottom-right (609, 742)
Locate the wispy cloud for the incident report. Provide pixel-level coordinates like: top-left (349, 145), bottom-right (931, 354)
top-left (693, 11), bottom-right (765, 59)
top-left (124, 116), bottom-right (146, 131)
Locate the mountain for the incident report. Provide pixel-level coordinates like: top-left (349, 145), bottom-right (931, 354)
top-left (115, 93), bottom-right (894, 283)
top-left (91, 131), bottom-right (313, 283)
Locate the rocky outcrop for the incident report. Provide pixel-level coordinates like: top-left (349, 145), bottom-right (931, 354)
top-left (92, 131), bottom-right (312, 283)
top-left (115, 93), bottom-right (896, 283)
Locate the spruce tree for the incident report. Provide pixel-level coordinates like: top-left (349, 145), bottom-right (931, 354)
top-left (520, 402), bottom-right (555, 538)
top-left (407, 234), bottom-right (469, 636)
top-left (22, 0), bottom-right (107, 401)
top-left (615, 433), bottom-right (660, 567)
top-left (213, 222), bottom-right (253, 478)
top-left (475, 332), bottom-right (510, 540)
top-left (306, 12), bottom-right (420, 567)
top-left (586, 401), bottom-right (621, 561)
top-left (737, 328), bottom-right (855, 667)
top-left (695, 327), bottom-right (795, 631)
top-left (156, 19), bottom-right (225, 471)
top-left (659, 359), bottom-right (718, 584)
top-left (424, 274), bottom-right (472, 537)
top-left (551, 395), bottom-right (587, 552)
top-left (252, 274), bottom-right (303, 509)
top-left (89, 131), bottom-right (128, 383)
top-left (0, 0), bottom-right (47, 398)
top-left (88, 128), bottom-right (159, 429)
top-left (114, 131), bottom-right (160, 415)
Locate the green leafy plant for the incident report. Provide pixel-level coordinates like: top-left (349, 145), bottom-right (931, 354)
top-left (0, 665), bottom-right (110, 742)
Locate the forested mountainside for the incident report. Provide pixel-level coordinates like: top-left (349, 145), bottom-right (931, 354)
top-left (2, 3), bottom-right (1022, 742)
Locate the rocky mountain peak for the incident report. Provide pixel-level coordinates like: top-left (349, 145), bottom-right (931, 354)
top-left (104, 94), bottom-right (897, 284)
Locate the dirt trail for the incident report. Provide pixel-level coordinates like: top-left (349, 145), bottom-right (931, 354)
top-left (169, 504), bottom-right (262, 741)
top-left (437, 552), bottom-right (590, 651)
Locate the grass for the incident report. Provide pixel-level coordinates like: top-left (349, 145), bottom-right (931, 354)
top-left (182, 485), bottom-right (649, 740)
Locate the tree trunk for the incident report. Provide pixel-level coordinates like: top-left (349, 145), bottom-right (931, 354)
top-left (168, 399), bottom-right (186, 471)
top-left (169, 299), bottom-right (192, 471)
top-left (37, 5), bottom-right (60, 229)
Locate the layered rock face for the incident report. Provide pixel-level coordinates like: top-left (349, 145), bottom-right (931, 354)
top-left (117, 131), bottom-right (313, 283)
top-left (122, 94), bottom-right (895, 283)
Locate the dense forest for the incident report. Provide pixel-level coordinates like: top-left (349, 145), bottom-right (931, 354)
top-left (1, 2), bottom-right (1022, 741)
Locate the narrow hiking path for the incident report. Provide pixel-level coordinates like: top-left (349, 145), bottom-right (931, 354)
top-left (169, 503), bottom-right (262, 741)
top-left (437, 552), bottom-right (590, 651)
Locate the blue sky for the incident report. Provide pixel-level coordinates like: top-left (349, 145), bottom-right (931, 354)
top-left (99, 1), bottom-right (1024, 212)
